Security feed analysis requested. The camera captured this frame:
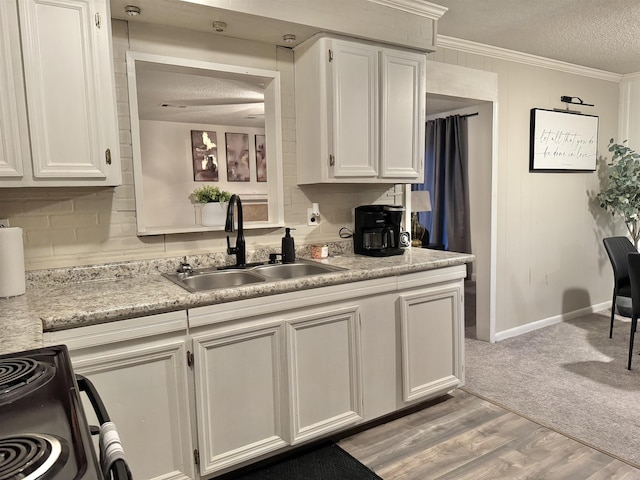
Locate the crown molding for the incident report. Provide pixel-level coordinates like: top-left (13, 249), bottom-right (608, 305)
top-left (436, 35), bottom-right (622, 83)
top-left (367, 0), bottom-right (447, 20)
top-left (621, 71), bottom-right (640, 83)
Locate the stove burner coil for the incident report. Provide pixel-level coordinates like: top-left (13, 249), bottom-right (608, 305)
top-left (0, 358), bottom-right (54, 406)
top-left (0, 434), bottom-right (66, 480)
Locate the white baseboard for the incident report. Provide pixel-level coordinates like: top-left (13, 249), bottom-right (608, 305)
top-left (493, 301), bottom-right (611, 342)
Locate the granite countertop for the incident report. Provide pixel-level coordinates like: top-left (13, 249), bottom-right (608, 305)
top-left (0, 248), bottom-right (473, 356)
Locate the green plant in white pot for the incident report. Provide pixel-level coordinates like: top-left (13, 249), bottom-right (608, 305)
top-left (598, 139), bottom-right (640, 247)
top-left (192, 185), bottom-right (232, 227)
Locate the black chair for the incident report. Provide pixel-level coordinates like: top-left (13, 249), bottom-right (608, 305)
top-left (627, 252), bottom-right (640, 369)
top-left (603, 237), bottom-right (636, 338)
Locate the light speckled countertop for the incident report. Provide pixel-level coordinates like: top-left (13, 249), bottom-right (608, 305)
top-left (0, 247), bottom-right (473, 356)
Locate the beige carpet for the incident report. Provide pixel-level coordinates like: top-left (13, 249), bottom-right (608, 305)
top-left (464, 312), bottom-right (640, 468)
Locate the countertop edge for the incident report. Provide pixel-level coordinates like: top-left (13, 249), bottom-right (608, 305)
top-left (1, 249), bottom-right (473, 354)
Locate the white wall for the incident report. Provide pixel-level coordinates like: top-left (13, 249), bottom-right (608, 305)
top-left (619, 73), bottom-right (640, 151)
top-left (138, 120), bottom-right (267, 230)
top-left (466, 103), bottom-right (493, 340)
top-left (466, 103), bottom-right (493, 283)
top-left (429, 47), bottom-right (623, 336)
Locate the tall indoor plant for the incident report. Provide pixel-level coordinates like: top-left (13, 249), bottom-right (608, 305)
top-left (192, 185), bottom-right (232, 226)
top-left (598, 139), bottom-right (640, 247)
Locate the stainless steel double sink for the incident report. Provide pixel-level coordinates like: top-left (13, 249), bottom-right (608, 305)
top-left (164, 260), bottom-right (347, 293)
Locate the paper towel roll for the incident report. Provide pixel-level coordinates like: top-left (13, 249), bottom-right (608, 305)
top-left (0, 227), bottom-right (25, 297)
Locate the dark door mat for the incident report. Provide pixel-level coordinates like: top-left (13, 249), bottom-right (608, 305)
top-left (227, 442), bottom-right (383, 480)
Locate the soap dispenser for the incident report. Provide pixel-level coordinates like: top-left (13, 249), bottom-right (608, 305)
top-left (282, 227), bottom-right (296, 264)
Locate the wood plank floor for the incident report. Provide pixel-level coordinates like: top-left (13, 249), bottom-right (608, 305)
top-left (338, 390), bottom-right (640, 479)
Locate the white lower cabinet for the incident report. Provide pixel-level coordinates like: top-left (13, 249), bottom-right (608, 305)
top-left (286, 305), bottom-right (362, 444)
top-left (189, 297), bottom-right (365, 477)
top-left (45, 266), bottom-right (466, 479)
top-left (46, 311), bottom-right (196, 480)
top-left (398, 276), bottom-right (465, 402)
top-left (357, 290), bottom-right (400, 419)
top-left (191, 321), bottom-right (287, 477)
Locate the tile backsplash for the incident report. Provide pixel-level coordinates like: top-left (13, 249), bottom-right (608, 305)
top-left (25, 240), bottom-right (354, 287)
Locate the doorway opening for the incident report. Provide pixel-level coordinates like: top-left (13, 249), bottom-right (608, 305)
top-left (425, 98), bottom-right (493, 340)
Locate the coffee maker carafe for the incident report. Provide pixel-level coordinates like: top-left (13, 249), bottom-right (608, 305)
top-left (354, 205), bottom-right (405, 257)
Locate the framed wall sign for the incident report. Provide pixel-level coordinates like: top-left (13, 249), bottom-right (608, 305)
top-left (529, 108), bottom-right (599, 172)
top-left (225, 132), bottom-right (250, 182)
top-left (255, 134), bottom-right (267, 182)
top-left (191, 130), bottom-right (219, 181)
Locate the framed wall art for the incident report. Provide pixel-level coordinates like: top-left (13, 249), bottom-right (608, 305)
top-left (529, 108), bottom-right (598, 172)
top-left (255, 134), bottom-right (267, 182)
top-left (225, 132), bottom-right (250, 182)
top-left (191, 130), bottom-right (219, 181)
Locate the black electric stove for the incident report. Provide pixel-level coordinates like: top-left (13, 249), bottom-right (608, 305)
top-left (0, 345), bottom-right (103, 480)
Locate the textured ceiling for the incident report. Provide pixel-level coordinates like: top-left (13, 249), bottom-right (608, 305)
top-left (117, 0), bottom-right (640, 121)
top-left (111, 1), bottom-right (640, 74)
top-left (134, 63), bottom-right (266, 127)
top-left (429, 0), bottom-right (640, 75)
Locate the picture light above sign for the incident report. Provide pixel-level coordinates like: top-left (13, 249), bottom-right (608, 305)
top-left (529, 108), bottom-right (599, 172)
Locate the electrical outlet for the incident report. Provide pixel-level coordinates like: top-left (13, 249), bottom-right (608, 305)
top-left (0, 219), bottom-right (9, 228)
top-left (307, 208), bottom-right (320, 226)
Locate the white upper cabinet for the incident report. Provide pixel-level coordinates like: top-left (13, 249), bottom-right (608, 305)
top-left (295, 35), bottom-right (425, 184)
top-left (0, 1), bottom-right (29, 178)
top-left (0, 0), bottom-right (121, 187)
top-left (379, 49), bottom-right (426, 180)
top-left (329, 40), bottom-right (379, 178)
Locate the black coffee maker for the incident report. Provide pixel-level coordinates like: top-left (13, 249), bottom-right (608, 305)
top-left (354, 205), bottom-right (405, 257)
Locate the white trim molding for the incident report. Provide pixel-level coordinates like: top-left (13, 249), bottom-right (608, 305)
top-left (622, 71), bottom-right (640, 82)
top-left (367, 0), bottom-right (447, 20)
top-left (437, 35), bottom-right (622, 83)
top-left (494, 301), bottom-right (611, 342)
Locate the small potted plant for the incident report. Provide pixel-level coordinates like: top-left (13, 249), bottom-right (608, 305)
top-left (192, 185), bottom-right (232, 226)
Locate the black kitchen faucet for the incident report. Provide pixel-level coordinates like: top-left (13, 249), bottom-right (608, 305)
top-left (225, 194), bottom-right (246, 267)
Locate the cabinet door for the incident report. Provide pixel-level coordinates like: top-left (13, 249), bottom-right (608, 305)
top-left (329, 39), bottom-right (379, 178)
top-left (192, 322), bottom-right (287, 477)
top-left (73, 340), bottom-right (195, 480)
top-left (398, 284), bottom-right (463, 402)
top-left (48, 312), bottom-right (195, 480)
top-left (286, 305), bottom-right (363, 444)
top-left (17, 0), bottom-right (121, 185)
top-left (379, 49), bottom-right (425, 181)
top-left (357, 291), bottom-right (400, 420)
top-left (0, 0), bottom-right (28, 179)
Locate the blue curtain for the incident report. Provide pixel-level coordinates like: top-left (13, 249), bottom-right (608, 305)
top-left (413, 114), bottom-right (471, 254)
